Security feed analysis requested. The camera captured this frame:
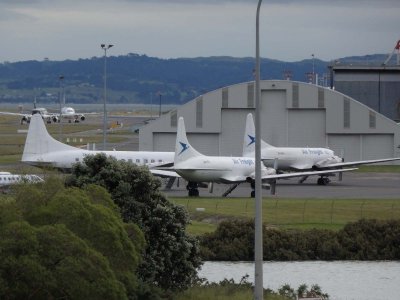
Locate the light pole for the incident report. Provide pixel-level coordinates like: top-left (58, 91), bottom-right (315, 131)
top-left (254, 1), bottom-right (263, 299)
top-left (58, 75), bottom-right (64, 141)
top-left (312, 53), bottom-right (315, 84)
top-left (158, 92), bottom-right (162, 117)
top-left (101, 43), bottom-right (113, 150)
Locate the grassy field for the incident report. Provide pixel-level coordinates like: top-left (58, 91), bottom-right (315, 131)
top-left (356, 165), bottom-right (400, 172)
top-left (0, 115), bottom-right (132, 164)
top-left (169, 197), bottom-right (400, 235)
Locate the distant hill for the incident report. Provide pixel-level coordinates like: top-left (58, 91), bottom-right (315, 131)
top-left (0, 53), bottom-right (392, 105)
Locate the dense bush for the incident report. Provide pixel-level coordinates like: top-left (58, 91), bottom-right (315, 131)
top-left (201, 219), bottom-right (400, 261)
top-left (0, 178), bottom-right (144, 299)
top-left (66, 154), bottom-right (202, 291)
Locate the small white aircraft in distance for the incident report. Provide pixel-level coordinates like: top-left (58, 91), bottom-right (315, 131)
top-left (174, 117), bottom-right (356, 197)
top-left (21, 114), bottom-right (176, 176)
top-left (243, 113), bottom-right (400, 185)
top-left (0, 106), bottom-right (56, 124)
top-left (0, 100), bottom-right (91, 124)
top-left (0, 171), bottom-right (43, 192)
top-left (53, 106), bottom-right (90, 123)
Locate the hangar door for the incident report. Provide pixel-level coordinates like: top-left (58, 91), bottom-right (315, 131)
top-left (220, 109), bottom-right (252, 156)
top-left (328, 134), bottom-right (394, 162)
top-left (288, 110), bottom-right (326, 147)
top-left (261, 90), bottom-right (287, 146)
top-left (328, 135), bottom-right (361, 162)
top-left (153, 133), bottom-right (175, 152)
top-left (362, 134), bottom-right (394, 160)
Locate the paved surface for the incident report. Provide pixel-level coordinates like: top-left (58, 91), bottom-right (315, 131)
top-left (161, 172), bottom-right (400, 199)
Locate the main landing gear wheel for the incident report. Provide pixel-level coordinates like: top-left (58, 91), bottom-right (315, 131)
top-left (250, 181), bottom-right (255, 198)
top-left (317, 177), bottom-right (330, 185)
top-left (186, 182), bottom-right (199, 197)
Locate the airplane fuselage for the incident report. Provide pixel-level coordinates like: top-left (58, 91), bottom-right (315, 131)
top-left (0, 172), bottom-right (43, 187)
top-left (175, 156), bottom-right (273, 183)
top-left (23, 149), bottom-right (174, 170)
top-left (261, 147), bottom-right (341, 170)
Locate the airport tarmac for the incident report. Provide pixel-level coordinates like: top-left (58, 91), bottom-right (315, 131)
top-left (161, 172), bottom-right (400, 199)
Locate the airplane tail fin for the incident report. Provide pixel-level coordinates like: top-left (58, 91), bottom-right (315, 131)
top-left (242, 113), bottom-right (274, 157)
top-left (22, 114), bottom-right (77, 162)
top-left (174, 117), bottom-right (203, 165)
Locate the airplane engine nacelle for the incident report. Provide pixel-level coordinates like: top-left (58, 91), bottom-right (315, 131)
top-left (80, 116), bottom-right (85, 121)
top-left (261, 167), bottom-right (276, 177)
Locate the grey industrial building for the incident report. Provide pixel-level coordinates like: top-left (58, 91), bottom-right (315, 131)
top-left (139, 80), bottom-right (400, 163)
top-left (331, 65), bottom-right (400, 122)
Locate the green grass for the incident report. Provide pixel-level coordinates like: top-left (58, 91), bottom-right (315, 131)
top-left (356, 165), bottom-right (400, 173)
top-left (170, 197), bottom-right (400, 235)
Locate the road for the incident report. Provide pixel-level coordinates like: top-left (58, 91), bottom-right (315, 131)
top-left (161, 172), bottom-right (400, 199)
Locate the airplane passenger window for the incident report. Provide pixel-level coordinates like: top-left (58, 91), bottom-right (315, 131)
top-left (136, 159), bottom-right (140, 163)
top-left (128, 159), bottom-right (133, 163)
top-left (151, 159), bottom-right (155, 163)
top-left (75, 158), bottom-right (79, 162)
top-left (144, 159), bottom-right (148, 164)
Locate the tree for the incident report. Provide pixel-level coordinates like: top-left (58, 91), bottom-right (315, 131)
top-left (66, 154), bottom-right (202, 290)
top-left (0, 179), bottom-right (145, 299)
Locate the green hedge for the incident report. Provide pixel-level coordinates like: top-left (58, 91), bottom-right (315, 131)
top-left (201, 219), bottom-right (400, 261)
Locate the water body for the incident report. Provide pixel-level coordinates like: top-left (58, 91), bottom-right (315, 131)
top-left (199, 261), bottom-right (400, 300)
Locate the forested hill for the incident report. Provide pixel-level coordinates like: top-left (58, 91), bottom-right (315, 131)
top-left (0, 53), bottom-right (389, 105)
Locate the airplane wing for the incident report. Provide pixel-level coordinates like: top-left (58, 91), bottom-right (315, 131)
top-left (150, 169), bottom-right (181, 178)
top-left (315, 157), bottom-right (400, 169)
top-left (0, 112), bottom-right (26, 117)
top-left (219, 175), bottom-right (247, 183)
top-left (260, 168), bottom-right (357, 181)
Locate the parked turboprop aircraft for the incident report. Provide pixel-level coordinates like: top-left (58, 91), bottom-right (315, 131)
top-left (243, 113), bottom-right (400, 185)
top-left (174, 117), bottom-right (355, 197)
top-left (0, 171), bottom-right (43, 192)
top-left (21, 114), bottom-right (175, 175)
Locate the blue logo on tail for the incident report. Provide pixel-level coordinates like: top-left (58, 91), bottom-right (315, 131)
top-left (247, 135), bottom-right (255, 146)
top-left (179, 142), bottom-right (189, 155)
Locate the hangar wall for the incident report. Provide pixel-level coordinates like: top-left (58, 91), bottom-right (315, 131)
top-left (331, 66), bottom-right (400, 121)
top-left (139, 80), bottom-right (400, 163)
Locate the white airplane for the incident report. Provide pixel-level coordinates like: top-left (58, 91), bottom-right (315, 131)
top-left (53, 106), bottom-right (91, 123)
top-left (0, 106), bottom-right (56, 124)
top-left (0, 99), bottom-right (90, 124)
top-left (21, 114), bottom-right (175, 175)
top-left (0, 171), bottom-right (43, 192)
top-left (243, 113), bottom-right (400, 185)
top-left (174, 117), bottom-right (356, 197)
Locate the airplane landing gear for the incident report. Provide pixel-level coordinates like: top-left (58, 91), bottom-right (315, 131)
top-left (250, 180), bottom-right (255, 198)
top-left (186, 182), bottom-right (199, 197)
top-left (317, 177), bottom-right (330, 185)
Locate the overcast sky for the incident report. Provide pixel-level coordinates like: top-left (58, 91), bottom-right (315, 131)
top-left (1, 0), bottom-right (399, 62)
